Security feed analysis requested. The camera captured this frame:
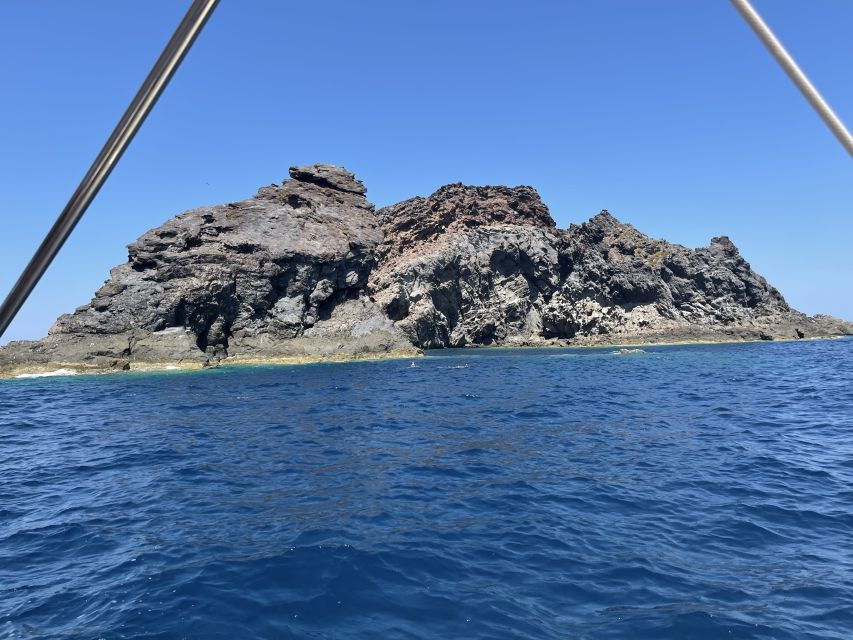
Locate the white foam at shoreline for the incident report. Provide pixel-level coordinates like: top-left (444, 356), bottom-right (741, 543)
top-left (15, 368), bottom-right (78, 379)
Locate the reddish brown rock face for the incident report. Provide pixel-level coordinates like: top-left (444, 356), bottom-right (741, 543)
top-left (1, 163), bottom-right (850, 375)
top-left (376, 183), bottom-right (555, 269)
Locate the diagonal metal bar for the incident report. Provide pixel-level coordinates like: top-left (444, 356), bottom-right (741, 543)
top-left (0, 0), bottom-right (219, 340)
top-left (730, 0), bottom-right (853, 158)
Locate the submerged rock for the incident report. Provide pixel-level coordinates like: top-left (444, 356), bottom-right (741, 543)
top-left (1, 163), bottom-right (850, 376)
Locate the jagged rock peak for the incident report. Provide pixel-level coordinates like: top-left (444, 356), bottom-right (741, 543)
top-left (570, 209), bottom-right (625, 231)
top-left (288, 163), bottom-right (367, 195)
top-left (568, 209), bottom-right (646, 247)
top-left (406, 182), bottom-right (555, 228)
top-left (590, 209), bottom-right (619, 224)
top-left (709, 235), bottom-right (740, 257)
top-left (376, 181), bottom-right (555, 263)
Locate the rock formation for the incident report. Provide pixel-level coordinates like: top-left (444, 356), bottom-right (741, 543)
top-left (1, 163), bottom-right (849, 375)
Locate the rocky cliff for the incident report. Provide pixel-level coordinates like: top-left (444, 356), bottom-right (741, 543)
top-left (1, 164), bottom-right (849, 375)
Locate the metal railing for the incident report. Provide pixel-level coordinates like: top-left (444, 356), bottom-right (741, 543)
top-left (730, 0), bottom-right (853, 157)
top-left (0, 0), bottom-right (219, 339)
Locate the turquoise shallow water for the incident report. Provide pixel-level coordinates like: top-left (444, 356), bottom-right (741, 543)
top-left (1, 338), bottom-right (852, 639)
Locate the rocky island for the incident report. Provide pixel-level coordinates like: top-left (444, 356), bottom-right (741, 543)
top-left (1, 163), bottom-right (849, 376)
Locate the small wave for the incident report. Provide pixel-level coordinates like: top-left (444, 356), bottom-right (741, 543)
top-left (15, 368), bottom-right (78, 379)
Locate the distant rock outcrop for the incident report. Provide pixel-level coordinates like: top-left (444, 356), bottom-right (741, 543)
top-left (1, 163), bottom-right (849, 375)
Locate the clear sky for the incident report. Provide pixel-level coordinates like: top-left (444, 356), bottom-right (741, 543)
top-left (1, 0), bottom-right (851, 344)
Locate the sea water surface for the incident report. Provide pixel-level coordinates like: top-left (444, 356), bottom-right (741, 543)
top-left (1, 339), bottom-right (852, 639)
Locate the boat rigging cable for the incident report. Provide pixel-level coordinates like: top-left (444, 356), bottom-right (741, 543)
top-left (729, 0), bottom-right (853, 157)
top-left (0, 0), bottom-right (849, 341)
top-left (0, 0), bottom-right (219, 340)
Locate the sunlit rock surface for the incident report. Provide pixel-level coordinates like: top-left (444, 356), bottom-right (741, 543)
top-left (1, 164), bottom-right (849, 375)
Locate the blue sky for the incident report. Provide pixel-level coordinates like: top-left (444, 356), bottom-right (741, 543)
top-left (1, 0), bottom-right (851, 344)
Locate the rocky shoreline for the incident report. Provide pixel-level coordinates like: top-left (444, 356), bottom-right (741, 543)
top-left (3, 337), bottom-right (849, 380)
top-left (2, 163), bottom-right (850, 378)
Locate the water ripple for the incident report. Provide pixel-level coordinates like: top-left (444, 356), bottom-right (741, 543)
top-left (1, 339), bottom-right (852, 638)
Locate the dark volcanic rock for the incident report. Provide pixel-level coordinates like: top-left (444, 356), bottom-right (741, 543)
top-left (287, 163), bottom-right (367, 195)
top-left (536, 211), bottom-right (799, 344)
top-left (370, 183), bottom-right (561, 348)
top-left (377, 183), bottom-right (555, 266)
top-left (0, 164), bottom-right (415, 374)
top-left (369, 192), bottom-right (849, 349)
top-left (1, 164), bottom-right (850, 376)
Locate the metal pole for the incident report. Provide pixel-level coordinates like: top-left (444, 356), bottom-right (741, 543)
top-left (730, 0), bottom-right (853, 158)
top-left (0, 0), bottom-right (219, 340)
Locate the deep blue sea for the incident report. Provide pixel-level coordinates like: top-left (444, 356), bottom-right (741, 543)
top-left (2, 339), bottom-right (852, 639)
